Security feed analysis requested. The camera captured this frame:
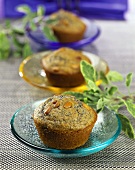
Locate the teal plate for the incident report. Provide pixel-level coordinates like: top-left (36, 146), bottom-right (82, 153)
top-left (10, 98), bottom-right (121, 158)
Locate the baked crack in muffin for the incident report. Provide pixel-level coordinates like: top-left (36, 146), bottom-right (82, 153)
top-left (41, 47), bottom-right (91, 87)
top-left (33, 95), bottom-right (97, 150)
top-left (48, 9), bottom-right (86, 43)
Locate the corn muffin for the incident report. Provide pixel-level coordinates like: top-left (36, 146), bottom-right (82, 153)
top-left (33, 95), bottom-right (97, 150)
top-left (48, 9), bottom-right (86, 43)
top-left (41, 47), bottom-right (91, 87)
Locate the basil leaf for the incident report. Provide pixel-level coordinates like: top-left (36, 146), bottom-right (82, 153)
top-left (107, 71), bottom-right (123, 82)
top-left (80, 60), bottom-right (96, 82)
top-left (126, 73), bottom-right (133, 87)
top-left (117, 113), bottom-right (135, 139)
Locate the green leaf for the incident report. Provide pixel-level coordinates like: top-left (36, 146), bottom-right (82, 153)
top-left (63, 91), bottom-right (84, 100)
top-left (0, 32), bottom-right (10, 49)
top-left (0, 32), bottom-right (10, 59)
top-left (14, 51), bottom-right (21, 58)
top-left (97, 98), bottom-right (104, 110)
top-left (22, 43), bottom-right (32, 58)
top-left (117, 113), bottom-right (135, 139)
top-left (16, 5), bottom-right (31, 14)
top-left (110, 104), bottom-right (121, 112)
top-left (122, 99), bottom-right (135, 118)
top-left (87, 80), bottom-right (100, 92)
top-left (80, 60), bottom-right (96, 82)
top-left (12, 35), bottom-right (25, 49)
top-left (99, 71), bottom-right (109, 84)
top-left (43, 26), bottom-right (58, 41)
top-left (37, 6), bottom-right (45, 17)
top-left (5, 20), bottom-right (11, 29)
top-left (107, 86), bottom-right (118, 96)
top-left (63, 63), bottom-right (135, 140)
top-left (107, 71), bottom-right (124, 82)
top-left (29, 21), bottom-right (37, 31)
top-left (83, 90), bottom-right (100, 102)
top-left (46, 18), bottom-right (59, 25)
top-left (126, 73), bottom-right (133, 87)
top-left (0, 50), bottom-right (10, 60)
top-left (13, 28), bottom-right (25, 36)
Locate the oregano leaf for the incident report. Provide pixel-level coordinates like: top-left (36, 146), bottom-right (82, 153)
top-left (99, 71), bottom-right (109, 84)
top-left (126, 73), bottom-right (133, 87)
top-left (0, 32), bottom-right (10, 59)
top-left (122, 99), bottom-right (135, 118)
top-left (43, 26), bottom-right (58, 41)
top-left (22, 43), bottom-right (32, 58)
top-left (37, 6), bottom-right (45, 17)
top-left (87, 80), bottom-right (100, 92)
top-left (46, 18), bottom-right (59, 25)
top-left (80, 60), bottom-right (96, 82)
top-left (107, 86), bottom-right (118, 96)
top-left (107, 71), bottom-right (123, 82)
top-left (63, 91), bottom-right (84, 100)
top-left (17, 5), bottom-right (31, 14)
top-left (63, 62), bottom-right (135, 140)
top-left (29, 21), bottom-right (37, 31)
top-left (97, 98), bottom-right (104, 111)
top-left (117, 113), bottom-right (135, 139)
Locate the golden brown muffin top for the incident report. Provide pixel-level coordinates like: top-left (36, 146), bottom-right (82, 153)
top-left (48, 9), bottom-right (86, 33)
top-left (41, 47), bottom-right (91, 74)
top-left (34, 95), bottom-right (97, 131)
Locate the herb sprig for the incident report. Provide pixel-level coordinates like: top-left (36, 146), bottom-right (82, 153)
top-left (16, 5), bottom-right (58, 42)
top-left (64, 61), bottom-right (135, 139)
top-left (0, 5), bottom-right (58, 60)
top-left (0, 13), bottom-right (33, 60)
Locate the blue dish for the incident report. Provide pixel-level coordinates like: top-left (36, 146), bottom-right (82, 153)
top-left (26, 17), bottom-right (100, 50)
top-left (10, 98), bottom-right (121, 158)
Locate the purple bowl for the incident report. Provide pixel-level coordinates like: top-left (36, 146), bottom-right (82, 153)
top-left (25, 17), bottom-right (100, 50)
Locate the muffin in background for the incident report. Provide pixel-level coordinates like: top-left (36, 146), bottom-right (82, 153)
top-left (33, 95), bottom-right (97, 150)
top-left (48, 9), bottom-right (86, 43)
top-left (41, 47), bottom-right (91, 87)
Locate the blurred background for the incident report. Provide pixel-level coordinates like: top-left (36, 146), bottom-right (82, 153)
top-left (0, 0), bottom-right (134, 20)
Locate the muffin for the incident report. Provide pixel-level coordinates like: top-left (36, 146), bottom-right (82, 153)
top-left (33, 95), bottom-right (97, 150)
top-left (41, 47), bottom-right (91, 87)
top-left (48, 9), bottom-right (86, 43)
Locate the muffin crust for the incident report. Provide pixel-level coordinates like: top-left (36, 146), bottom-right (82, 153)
top-left (48, 9), bottom-right (86, 42)
top-left (33, 95), bottom-right (97, 149)
top-left (41, 47), bottom-right (91, 87)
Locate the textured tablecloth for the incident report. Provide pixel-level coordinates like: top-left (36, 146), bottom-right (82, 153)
top-left (0, 20), bottom-right (135, 170)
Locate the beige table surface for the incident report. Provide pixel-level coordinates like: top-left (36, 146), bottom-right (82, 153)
top-left (0, 19), bottom-right (135, 170)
